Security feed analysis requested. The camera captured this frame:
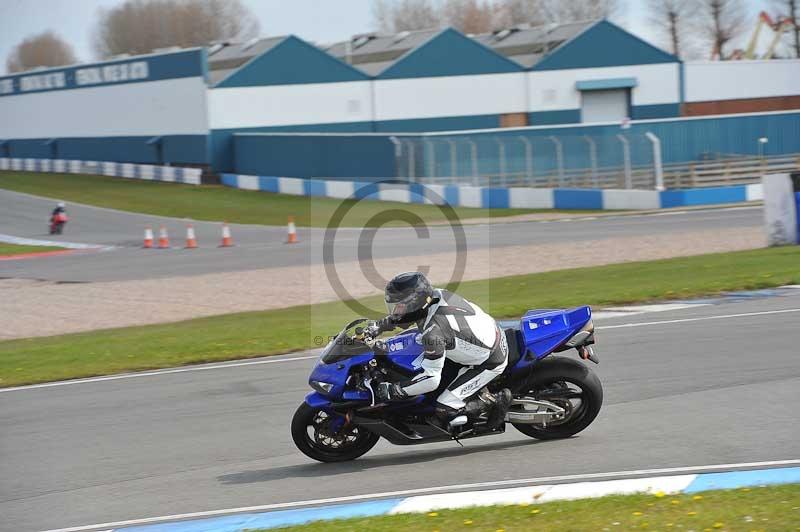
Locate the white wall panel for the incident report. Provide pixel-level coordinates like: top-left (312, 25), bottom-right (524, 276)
top-left (685, 60), bottom-right (800, 102)
top-left (374, 73), bottom-right (527, 121)
top-left (528, 63), bottom-right (680, 111)
top-left (208, 81), bottom-right (373, 129)
top-left (0, 77), bottom-right (207, 138)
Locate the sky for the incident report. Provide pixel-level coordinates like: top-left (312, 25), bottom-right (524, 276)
top-left (0, 0), bottom-right (776, 74)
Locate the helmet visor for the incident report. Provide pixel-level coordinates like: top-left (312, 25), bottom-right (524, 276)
top-left (385, 295), bottom-right (424, 321)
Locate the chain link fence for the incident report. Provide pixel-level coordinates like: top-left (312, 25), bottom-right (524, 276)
top-left (393, 131), bottom-right (663, 190)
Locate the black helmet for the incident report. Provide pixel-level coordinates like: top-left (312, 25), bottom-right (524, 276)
top-left (385, 272), bottom-right (435, 323)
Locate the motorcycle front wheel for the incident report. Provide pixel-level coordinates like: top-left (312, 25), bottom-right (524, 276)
top-left (291, 403), bottom-right (379, 463)
top-left (512, 357), bottom-right (603, 440)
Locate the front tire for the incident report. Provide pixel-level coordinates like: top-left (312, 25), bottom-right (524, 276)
top-left (512, 357), bottom-right (603, 440)
top-left (291, 403), bottom-right (379, 463)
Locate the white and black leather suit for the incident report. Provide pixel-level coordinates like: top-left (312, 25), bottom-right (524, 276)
top-left (376, 288), bottom-right (508, 410)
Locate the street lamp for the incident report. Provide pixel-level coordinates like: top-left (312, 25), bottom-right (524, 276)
top-left (758, 137), bottom-right (768, 159)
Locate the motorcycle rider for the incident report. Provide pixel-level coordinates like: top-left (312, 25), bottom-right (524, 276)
top-left (51, 201), bottom-right (66, 218)
top-left (368, 272), bottom-right (512, 431)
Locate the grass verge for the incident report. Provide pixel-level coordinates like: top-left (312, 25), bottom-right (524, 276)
top-left (0, 246), bottom-right (798, 387)
top-left (0, 171), bottom-right (558, 227)
top-left (262, 484), bottom-right (800, 531)
top-left (0, 243), bottom-right (64, 256)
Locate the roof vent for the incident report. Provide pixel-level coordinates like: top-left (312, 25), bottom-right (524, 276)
top-left (208, 43), bottom-right (225, 55)
top-left (492, 28), bottom-right (520, 42)
top-left (241, 37), bottom-right (261, 51)
top-left (393, 31), bottom-right (410, 43)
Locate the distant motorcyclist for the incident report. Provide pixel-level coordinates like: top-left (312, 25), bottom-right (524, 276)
top-left (368, 272), bottom-right (512, 431)
top-left (51, 201), bottom-right (66, 217)
top-left (49, 202), bottom-right (68, 235)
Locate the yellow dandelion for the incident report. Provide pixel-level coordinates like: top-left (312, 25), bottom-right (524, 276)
top-left (671, 500), bottom-right (680, 505)
top-left (713, 523), bottom-right (724, 529)
top-left (693, 495), bottom-right (703, 500)
top-left (687, 511), bottom-right (697, 516)
top-left (518, 502), bottom-right (530, 507)
top-left (463, 519), bottom-right (473, 525)
top-left (640, 524), bottom-right (649, 529)
top-left (654, 491), bottom-right (666, 498)
top-left (633, 511), bottom-right (643, 516)
top-left (531, 509), bottom-right (541, 515)
top-left (496, 529), bottom-right (505, 532)
top-left (666, 524), bottom-right (673, 528)
top-left (740, 488), bottom-right (751, 492)
top-left (428, 512), bottom-right (438, 517)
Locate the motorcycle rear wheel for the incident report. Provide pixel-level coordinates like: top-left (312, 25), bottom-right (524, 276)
top-left (291, 403), bottom-right (379, 463)
top-left (512, 357), bottom-right (603, 440)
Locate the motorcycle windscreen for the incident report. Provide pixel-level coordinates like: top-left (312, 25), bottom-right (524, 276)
top-left (320, 330), bottom-right (372, 364)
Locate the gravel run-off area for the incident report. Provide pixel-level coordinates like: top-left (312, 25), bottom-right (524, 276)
top-left (0, 226), bottom-right (764, 340)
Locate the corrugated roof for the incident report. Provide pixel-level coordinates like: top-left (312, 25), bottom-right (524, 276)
top-left (475, 20), bottom-right (595, 65)
top-left (324, 29), bottom-right (442, 74)
top-left (208, 37), bottom-right (287, 72)
top-left (323, 21), bottom-right (596, 74)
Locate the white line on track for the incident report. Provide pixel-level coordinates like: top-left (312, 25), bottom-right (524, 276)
top-left (0, 354), bottom-right (319, 394)
top-left (4, 307), bottom-right (799, 394)
top-left (42, 459), bottom-right (800, 532)
top-left (601, 307), bottom-right (800, 330)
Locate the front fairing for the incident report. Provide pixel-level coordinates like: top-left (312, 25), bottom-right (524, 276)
top-left (309, 352), bottom-right (373, 401)
top-left (308, 327), bottom-right (425, 402)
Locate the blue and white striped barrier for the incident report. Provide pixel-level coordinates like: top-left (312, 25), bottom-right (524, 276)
top-left (0, 157), bottom-right (202, 185)
top-left (221, 173), bottom-right (763, 211)
top-left (109, 464), bottom-right (800, 532)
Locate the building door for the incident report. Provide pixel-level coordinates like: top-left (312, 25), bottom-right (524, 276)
top-left (581, 89), bottom-right (629, 123)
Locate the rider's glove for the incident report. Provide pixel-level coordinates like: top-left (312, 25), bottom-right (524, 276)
top-left (364, 322), bottom-right (382, 339)
top-left (375, 382), bottom-right (406, 403)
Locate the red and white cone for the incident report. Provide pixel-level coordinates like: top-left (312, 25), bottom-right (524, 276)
top-left (143, 225), bottom-right (154, 249)
top-left (185, 224), bottom-right (197, 249)
top-left (157, 225), bottom-right (170, 249)
top-left (219, 222), bottom-right (233, 247)
top-left (286, 216), bottom-right (298, 244)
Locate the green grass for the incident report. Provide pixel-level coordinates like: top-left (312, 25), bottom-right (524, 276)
top-left (0, 171), bottom-right (555, 227)
top-left (262, 484), bottom-right (800, 531)
top-left (0, 243), bottom-right (64, 256)
top-left (1, 246), bottom-right (798, 388)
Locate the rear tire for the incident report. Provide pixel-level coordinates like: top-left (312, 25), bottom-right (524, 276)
top-left (512, 357), bottom-right (602, 440)
top-left (291, 403), bottom-right (379, 463)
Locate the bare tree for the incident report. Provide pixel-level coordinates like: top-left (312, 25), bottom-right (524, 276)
top-left (6, 31), bottom-right (77, 73)
top-left (373, 0), bottom-right (443, 33)
top-left (772, 0), bottom-right (800, 57)
top-left (93, 0), bottom-right (260, 59)
top-left (372, 0), bottom-right (616, 35)
top-left (541, 0), bottom-right (620, 23)
top-left (487, 0), bottom-right (548, 29)
top-left (647, 0), bottom-right (692, 57)
top-left (692, 0), bottom-right (747, 59)
top-left (443, 0), bottom-right (497, 33)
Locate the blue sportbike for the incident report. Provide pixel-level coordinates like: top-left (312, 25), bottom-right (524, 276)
top-left (292, 307), bottom-right (602, 462)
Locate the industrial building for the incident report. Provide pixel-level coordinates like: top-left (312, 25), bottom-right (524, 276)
top-left (0, 19), bottom-right (798, 178)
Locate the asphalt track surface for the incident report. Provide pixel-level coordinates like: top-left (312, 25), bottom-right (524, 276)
top-left (0, 188), bottom-right (762, 282)
top-left (2, 290), bottom-right (799, 532)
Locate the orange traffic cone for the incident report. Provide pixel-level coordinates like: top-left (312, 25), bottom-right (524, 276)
top-left (157, 225), bottom-right (170, 249)
top-left (185, 224), bottom-right (197, 249)
top-left (143, 225), bottom-right (154, 249)
top-left (219, 222), bottom-right (233, 247)
top-left (286, 216), bottom-right (298, 244)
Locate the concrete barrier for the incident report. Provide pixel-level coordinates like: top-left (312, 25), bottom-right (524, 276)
top-left (221, 172), bottom-right (763, 210)
top-left (0, 157), bottom-right (202, 185)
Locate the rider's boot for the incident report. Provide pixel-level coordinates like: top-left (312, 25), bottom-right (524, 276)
top-left (428, 405), bottom-right (467, 433)
top-left (487, 388), bottom-right (513, 429)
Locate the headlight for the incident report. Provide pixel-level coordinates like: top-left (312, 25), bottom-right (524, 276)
top-left (311, 380), bottom-right (334, 394)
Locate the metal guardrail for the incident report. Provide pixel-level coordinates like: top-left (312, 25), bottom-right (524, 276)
top-left (418, 153), bottom-right (800, 190)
